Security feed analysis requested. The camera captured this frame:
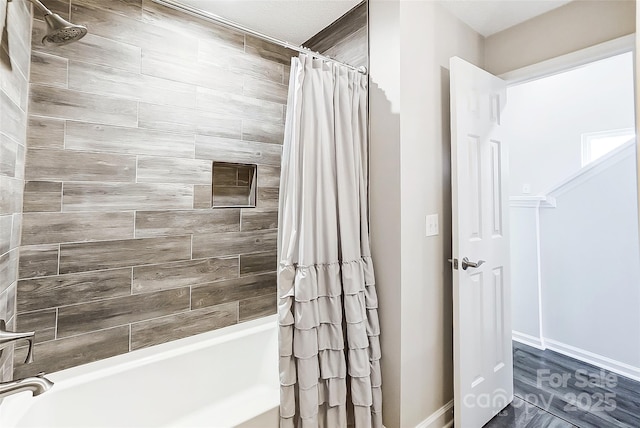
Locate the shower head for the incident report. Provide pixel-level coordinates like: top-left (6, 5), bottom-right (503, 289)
top-left (42, 13), bottom-right (88, 46)
top-left (25, 0), bottom-right (88, 46)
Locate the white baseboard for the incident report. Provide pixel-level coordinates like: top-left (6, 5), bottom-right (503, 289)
top-left (544, 338), bottom-right (640, 382)
top-left (415, 400), bottom-right (453, 428)
top-left (512, 331), bottom-right (545, 350)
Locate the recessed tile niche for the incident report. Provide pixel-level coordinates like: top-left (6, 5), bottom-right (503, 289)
top-left (212, 162), bottom-right (257, 208)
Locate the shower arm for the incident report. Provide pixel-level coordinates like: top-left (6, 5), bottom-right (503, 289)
top-left (25, 0), bottom-right (53, 15)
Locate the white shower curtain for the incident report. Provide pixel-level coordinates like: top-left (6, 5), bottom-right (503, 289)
top-left (278, 56), bottom-right (382, 428)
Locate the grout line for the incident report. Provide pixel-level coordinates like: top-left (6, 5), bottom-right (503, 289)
top-left (16, 306), bottom-right (58, 317)
top-left (56, 243), bottom-right (61, 275)
top-left (54, 307), bottom-right (58, 340)
top-left (133, 308), bottom-right (195, 332)
top-left (63, 119), bottom-right (67, 149)
top-left (135, 155), bottom-right (139, 184)
top-left (128, 303), bottom-right (240, 330)
top-left (128, 324), bottom-right (132, 352)
top-left (0, 129), bottom-right (26, 148)
top-left (8, 215), bottom-right (15, 256)
top-left (45, 145), bottom-right (196, 159)
top-left (50, 302), bottom-right (194, 344)
top-left (30, 323), bottom-right (137, 346)
top-left (16, 251), bottom-right (253, 282)
top-left (47, 286), bottom-right (189, 314)
top-left (39, 231), bottom-right (191, 247)
top-left (29, 82), bottom-right (141, 107)
top-left (14, 303), bottom-right (241, 353)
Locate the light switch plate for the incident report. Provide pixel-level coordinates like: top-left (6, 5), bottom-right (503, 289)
top-left (426, 214), bottom-right (439, 237)
top-left (522, 183), bottom-right (531, 194)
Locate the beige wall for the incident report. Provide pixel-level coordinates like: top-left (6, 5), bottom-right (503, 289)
top-left (485, 0), bottom-right (636, 75)
top-left (0, 0), bottom-right (31, 383)
top-left (369, 1), bottom-right (483, 426)
top-left (369, 1), bottom-right (402, 425)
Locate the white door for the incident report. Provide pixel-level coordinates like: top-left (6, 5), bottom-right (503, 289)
top-left (450, 56), bottom-right (513, 428)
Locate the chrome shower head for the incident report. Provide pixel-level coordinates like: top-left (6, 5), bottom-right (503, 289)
top-left (42, 13), bottom-right (88, 46)
top-left (25, 0), bottom-right (88, 46)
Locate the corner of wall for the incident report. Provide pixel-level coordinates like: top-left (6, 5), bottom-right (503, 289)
top-left (368, 2), bottom-right (403, 426)
top-left (370, 1), bottom-right (485, 426)
top-left (0, 0), bottom-right (32, 382)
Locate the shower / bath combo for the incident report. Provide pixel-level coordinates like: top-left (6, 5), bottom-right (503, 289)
top-left (0, 0), bottom-right (87, 404)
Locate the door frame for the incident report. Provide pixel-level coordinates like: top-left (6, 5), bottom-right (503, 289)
top-left (498, 34), bottom-right (634, 85)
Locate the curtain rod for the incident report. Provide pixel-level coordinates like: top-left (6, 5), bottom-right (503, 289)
top-left (151, 0), bottom-right (368, 74)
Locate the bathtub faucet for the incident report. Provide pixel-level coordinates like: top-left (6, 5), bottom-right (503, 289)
top-left (0, 373), bottom-right (54, 399)
top-left (0, 320), bottom-right (35, 364)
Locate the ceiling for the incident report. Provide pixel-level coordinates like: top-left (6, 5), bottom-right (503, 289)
top-left (174, 0), bottom-right (362, 45)
top-left (171, 0), bottom-right (572, 45)
top-left (438, 0), bottom-right (572, 37)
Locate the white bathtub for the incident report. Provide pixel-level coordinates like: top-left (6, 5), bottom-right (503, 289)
top-left (0, 315), bottom-right (279, 428)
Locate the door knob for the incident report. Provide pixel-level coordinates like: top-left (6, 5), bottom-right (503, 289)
top-left (461, 257), bottom-right (485, 270)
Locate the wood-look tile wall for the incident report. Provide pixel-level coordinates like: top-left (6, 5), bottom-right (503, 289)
top-left (16, 0), bottom-right (293, 377)
top-left (304, 1), bottom-right (368, 69)
top-left (0, 0), bottom-right (31, 383)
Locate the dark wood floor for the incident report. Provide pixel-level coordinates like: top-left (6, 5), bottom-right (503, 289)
top-left (484, 341), bottom-right (640, 428)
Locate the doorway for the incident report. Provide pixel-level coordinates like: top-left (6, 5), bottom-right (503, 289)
top-left (487, 50), bottom-right (640, 428)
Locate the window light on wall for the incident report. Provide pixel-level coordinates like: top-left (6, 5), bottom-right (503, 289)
top-left (581, 128), bottom-right (636, 166)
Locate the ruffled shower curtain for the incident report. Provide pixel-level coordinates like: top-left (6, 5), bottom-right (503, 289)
top-left (277, 56), bottom-right (382, 428)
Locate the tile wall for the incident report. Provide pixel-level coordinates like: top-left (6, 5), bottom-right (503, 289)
top-left (0, 0), bottom-right (31, 382)
top-left (304, 1), bottom-right (368, 69)
top-left (15, 0), bottom-right (293, 377)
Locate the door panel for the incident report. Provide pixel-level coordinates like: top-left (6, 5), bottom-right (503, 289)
top-left (450, 56), bottom-right (513, 428)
